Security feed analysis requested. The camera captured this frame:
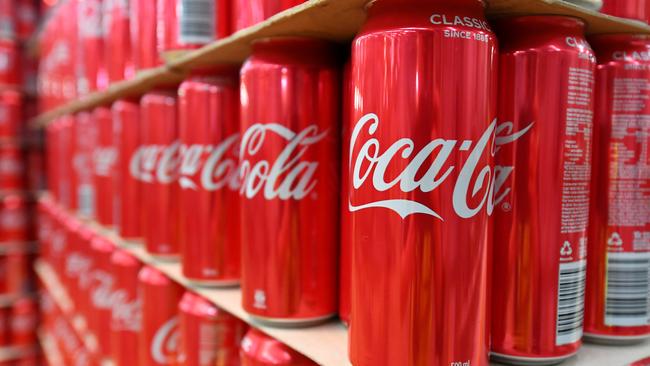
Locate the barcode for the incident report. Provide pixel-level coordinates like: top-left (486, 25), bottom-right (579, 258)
top-left (605, 252), bottom-right (650, 327)
top-left (178, 0), bottom-right (215, 45)
top-left (556, 259), bottom-right (587, 345)
top-left (78, 184), bottom-right (95, 218)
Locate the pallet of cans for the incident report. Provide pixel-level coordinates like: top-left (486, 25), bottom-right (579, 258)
top-left (34, 0), bottom-right (650, 365)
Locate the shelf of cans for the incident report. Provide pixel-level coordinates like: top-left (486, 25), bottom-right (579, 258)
top-left (0, 1), bottom-right (48, 365)
top-left (33, 0), bottom-right (650, 366)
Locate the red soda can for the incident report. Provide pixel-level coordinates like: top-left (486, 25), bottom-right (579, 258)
top-left (92, 106), bottom-right (117, 228)
top-left (0, 307), bottom-right (8, 347)
top-left (76, 225), bottom-right (97, 322)
top-left (46, 123), bottom-right (60, 203)
top-left (240, 328), bottom-right (316, 366)
top-left (0, 0), bottom-right (14, 39)
top-left (347, 1), bottom-right (496, 364)
top-left (0, 144), bottom-right (26, 192)
top-left (492, 16), bottom-right (596, 364)
top-left (339, 61), bottom-right (351, 327)
top-left (72, 112), bottom-right (97, 218)
top-left (585, 34), bottom-right (650, 344)
top-left (178, 69), bottom-right (240, 286)
top-left (0, 39), bottom-right (21, 87)
top-left (0, 90), bottom-right (22, 140)
top-left (178, 291), bottom-right (247, 365)
top-left (104, 0), bottom-right (134, 83)
top-left (232, 0), bottom-right (304, 32)
top-left (61, 215), bottom-right (83, 293)
top-left (239, 38), bottom-right (340, 325)
top-left (88, 235), bottom-right (117, 358)
top-left (56, 116), bottom-right (74, 208)
top-left (65, 222), bottom-right (93, 315)
top-left (6, 252), bottom-right (33, 295)
top-left (10, 297), bottom-right (38, 347)
top-left (77, 0), bottom-right (106, 94)
top-left (110, 248), bottom-right (142, 365)
top-left (140, 90), bottom-right (181, 259)
top-left (113, 99), bottom-right (142, 240)
top-left (0, 194), bottom-right (30, 242)
top-left (16, 0), bottom-right (38, 40)
top-left (601, 0), bottom-right (649, 23)
top-left (130, 0), bottom-right (159, 70)
top-left (139, 265), bottom-right (183, 366)
top-left (157, 0), bottom-right (230, 54)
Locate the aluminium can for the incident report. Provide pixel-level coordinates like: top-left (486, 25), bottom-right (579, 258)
top-left (491, 15), bottom-right (596, 365)
top-left (348, 0), bottom-right (497, 365)
top-left (240, 37), bottom-right (341, 325)
top-left (240, 328), bottom-right (316, 366)
top-left (110, 248), bottom-right (143, 365)
top-left (585, 34), bottom-right (650, 344)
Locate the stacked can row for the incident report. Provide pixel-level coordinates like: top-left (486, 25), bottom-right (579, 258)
top-left (37, 0), bottom-right (304, 112)
top-left (38, 197), bottom-right (317, 366)
top-left (41, 1), bottom-right (650, 366)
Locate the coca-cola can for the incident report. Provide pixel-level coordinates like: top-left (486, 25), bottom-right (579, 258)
top-left (339, 60), bottom-right (351, 327)
top-left (75, 224), bottom-right (97, 323)
top-left (601, 0), bottom-right (649, 23)
top-left (139, 265), bottom-right (183, 366)
top-left (347, 1), bottom-right (496, 364)
top-left (0, 194), bottom-right (31, 243)
top-left (178, 69), bottom-right (240, 286)
top-left (73, 111), bottom-right (97, 218)
top-left (240, 328), bottom-right (316, 366)
top-left (110, 248), bottom-right (142, 365)
top-left (0, 143), bottom-right (26, 192)
top-left (0, 0), bottom-right (14, 39)
top-left (113, 99), bottom-right (142, 241)
top-left (0, 306), bottom-right (8, 347)
top-left (178, 291), bottom-right (247, 365)
top-left (232, 0), bottom-right (304, 32)
top-left (93, 106), bottom-right (116, 228)
top-left (77, 0), bottom-right (107, 94)
top-left (140, 89), bottom-right (181, 259)
top-left (6, 252), bottom-right (34, 295)
top-left (130, 0), bottom-right (159, 70)
top-left (10, 297), bottom-right (38, 347)
top-left (55, 116), bottom-right (74, 208)
top-left (104, 0), bottom-right (134, 83)
top-left (65, 220), bottom-right (93, 316)
top-left (0, 39), bottom-right (21, 87)
top-left (88, 235), bottom-right (117, 358)
top-left (61, 214), bottom-right (83, 294)
top-left (0, 90), bottom-right (22, 140)
top-left (585, 34), bottom-right (650, 344)
top-left (491, 16), bottom-right (596, 364)
top-left (240, 37), bottom-right (340, 325)
top-left (157, 0), bottom-right (230, 54)
top-left (46, 122), bottom-right (61, 204)
top-left (16, 0), bottom-right (38, 40)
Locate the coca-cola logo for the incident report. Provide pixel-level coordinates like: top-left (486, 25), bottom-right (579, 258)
top-left (151, 317), bottom-right (179, 364)
top-left (178, 135), bottom-right (240, 191)
top-left (130, 142), bottom-right (182, 184)
top-left (93, 147), bottom-right (117, 176)
top-left (349, 113), bottom-right (533, 219)
top-left (239, 123), bottom-right (328, 200)
top-left (111, 289), bottom-right (141, 332)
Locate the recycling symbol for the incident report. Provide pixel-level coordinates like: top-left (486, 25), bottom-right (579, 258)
top-left (560, 241), bottom-right (573, 257)
top-left (607, 233), bottom-right (623, 247)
